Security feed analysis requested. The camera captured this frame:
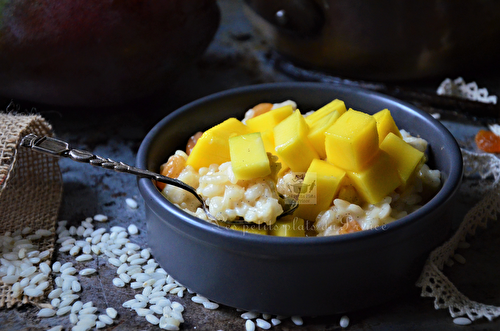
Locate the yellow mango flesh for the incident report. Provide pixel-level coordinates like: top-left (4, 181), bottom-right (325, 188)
top-left (296, 159), bottom-right (346, 221)
top-left (274, 110), bottom-right (319, 172)
top-left (346, 151), bottom-right (401, 204)
top-left (186, 118), bottom-right (252, 170)
top-left (269, 215), bottom-right (305, 237)
top-left (230, 224), bottom-right (268, 235)
top-left (325, 110), bottom-right (379, 172)
top-left (373, 109), bottom-right (402, 143)
top-left (229, 132), bottom-right (271, 180)
top-left (380, 132), bottom-right (424, 190)
top-left (248, 105), bottom-right (291, 169)
top-left (246, 105), bottom-right (294, 133)
top-left (305, 99), bottom-right (347, 126)
top-left (307, 110), bottom-right (341, 159)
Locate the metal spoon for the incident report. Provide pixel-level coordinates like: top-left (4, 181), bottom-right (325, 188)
top-left (20, 134), bottom-right (298, 224)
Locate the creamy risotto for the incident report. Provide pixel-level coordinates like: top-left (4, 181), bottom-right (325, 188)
top-left (159, 100), bottom-right (441, 237)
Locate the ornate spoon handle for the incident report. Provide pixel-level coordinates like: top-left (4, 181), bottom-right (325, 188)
top-left (20, 134), bottom-right (203, 205)
top-left (21, 134), bottom-right (297, 224)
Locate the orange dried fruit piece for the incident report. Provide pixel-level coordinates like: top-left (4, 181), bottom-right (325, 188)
top-left (157, 154), bottom-right (186, 190)
top-left (339, 220), bottom-right (362, 234)
top-left (475, 129), bottom-right (500, 153)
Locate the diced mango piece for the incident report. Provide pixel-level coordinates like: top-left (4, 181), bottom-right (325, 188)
top-left (229, 132), bottom-right (271, 180)
top-left (373, 109), bottom-right (402, 142)
top-left (307, 110), bottom-right (341, 159)
top-left (325, 110), bottom-right (379, 172)
top-left (346, 151), bottom-right (401, 204)
top-left (296, 159), bottom-right (346, 221)
top-left (186, 118), bottom-right (252, 170)
top-left (269, 215), bottom-right (305, 237)
top-left (246, 105), bottom-right (294, 133)
top-left (230, 224), bottom-right (268, 235)
top-left (260, 130), bottom-right (288, 174)
top-left (274, 110), bottom-right (319, 172)
top-left (305, 99), bottom-right (347, 126)
top-left (260, 130), bottom-right (276, 155)
top-left (380, 132), bottom-right (424, 190)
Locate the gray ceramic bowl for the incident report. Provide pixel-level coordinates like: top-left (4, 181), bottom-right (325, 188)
top-left (137, 82), bottom-right (462, 316)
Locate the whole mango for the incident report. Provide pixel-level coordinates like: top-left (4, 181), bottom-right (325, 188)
top-left (0, 0), bottom-right (220, 107)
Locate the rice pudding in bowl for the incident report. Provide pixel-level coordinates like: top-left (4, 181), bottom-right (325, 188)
top-left (156, 97), bottom-right (442, 237)
top-left (137, 82), bottom-right (462, 315)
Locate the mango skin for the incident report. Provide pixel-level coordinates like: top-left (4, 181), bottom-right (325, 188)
top-left (0, 0), bottom-right (220, 107)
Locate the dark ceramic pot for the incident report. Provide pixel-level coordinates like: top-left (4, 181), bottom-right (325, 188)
top-left (243, 0), bottom-right (500, 81)
top-left (137, 82), bottom-right (462, 316)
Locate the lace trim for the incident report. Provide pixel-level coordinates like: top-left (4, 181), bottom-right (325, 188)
top-left (437, 77), bottom-right (498, 104)
top-left (416, 149), bottom-right (500, 321)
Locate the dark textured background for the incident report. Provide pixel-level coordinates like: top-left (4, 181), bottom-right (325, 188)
top-left (2, 0), bottom-right (500, 330)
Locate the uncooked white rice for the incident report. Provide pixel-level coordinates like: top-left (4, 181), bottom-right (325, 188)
top-left (126, 198), bottom-right (139, 209)
top-left (256, 318), bottom-right (271, 329)
top-left (37, 308), bottom-right (56, 317)
top-left (453, 317), bottom-right (472, 325)
top-left (93, 214), bottom-right (108, 222)
top-left (340, 315), bottom-right (350, 328)
top-left (245, 319), bottom-right (256, 331)
top-left (291, 315), bottom-right (304, 326)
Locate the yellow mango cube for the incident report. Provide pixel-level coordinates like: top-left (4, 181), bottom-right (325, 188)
top-left (229, 132), bottom-right (271, 180)
top-left (325, 110), bottom-right (379, 172)
top-left (296, 159), bottom-right (346, 221)
top-left (307, 110), bottom-right (341, 159)
top-left (269, 215), bottom-right (305, 237)
top-left (373, 109), bottom-right (402, 143)
top-left (230, 224), bottom-right (268, 235)
top-left (186, 118), bottom-right (252, 170)
top-left (346, 151), bottom-right (401, 204)
top-left (380, 132), bottom-right (424, 190)
top-left (246, 105), bottom-right (294, 133)
top-left (305, 99), bottom-right (347, 126)
top-left (274, 110), bottom-right (319, 172)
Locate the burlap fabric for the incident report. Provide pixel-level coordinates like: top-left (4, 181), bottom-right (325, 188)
top-left (0, 112), bottom-right (62, 307)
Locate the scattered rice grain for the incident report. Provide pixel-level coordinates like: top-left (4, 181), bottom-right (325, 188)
top-left (112, 278), bottom-right (125, 288)
top-left (93, 214), bottom-right (108, 222)
top-left (202, 301), bottom-right (219, 310)
top-left (126, 198), bottom-right (139, 209)
top-left (453, 317), bottom-right (472, 325)
top-left (79, 306), bottom-right (98, 315)
top-left (106, 307), bottom-right (118, 319)
top-left (75, 254), bottom-right (93, 262)
top-left (291, 316), bottom-right (303, 326)
top-left (37, 308), bottom-right (56, 317)
top-left (146, 313), bottom-right (160, 325)
top-left (256, 318), bottom-right (271, 330)
top-left (99, 314), bottom-right (114, 325)
top-left (127, 224), bottom-right (139, 235)
top-left (79, 268), bottom-right (96, 276)
top-left (56, 305), bottom-right (72, 316)
top-left (96, 321), bottom-right (106, 329)
top-left (340, 315), bottom-right (350, 328)
top-left (46, 326), bottom-right (63, 331)
top-left (245, 319), bottom-right (256, 331)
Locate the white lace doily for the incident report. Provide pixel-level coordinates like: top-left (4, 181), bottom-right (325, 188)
top-left (416, 149), bottom-right (500, 321)
top-left (437, 77), bottom-right (498, 104)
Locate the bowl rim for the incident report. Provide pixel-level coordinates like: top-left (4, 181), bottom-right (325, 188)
top-left (137, 82), bottom-right (463, 248)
